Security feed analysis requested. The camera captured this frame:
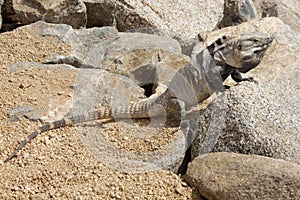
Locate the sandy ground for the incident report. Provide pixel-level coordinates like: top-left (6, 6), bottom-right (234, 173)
top-left (0, 26), bottom-right (194, 199)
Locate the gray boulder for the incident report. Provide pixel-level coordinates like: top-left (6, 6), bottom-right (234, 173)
top-left (2, 0), bottom-right (87, 28)
top-left (1, 0), bottom-right (224, 55)
top-left (28, 21), bottom-right (187, 87)
top-left (191, 17), bottom-right (300, 165)
top-left (185, 152), bottom-right (300, 200)
top-left (28, 21), bottom-right (181, 66)
top-left (113, 0), bottom-right (224, 55)
top-left (254, 0), bottom-right (300, 32)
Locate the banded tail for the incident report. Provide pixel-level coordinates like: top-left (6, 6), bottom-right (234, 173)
top-left (4, 100), bottom-right (157, 162)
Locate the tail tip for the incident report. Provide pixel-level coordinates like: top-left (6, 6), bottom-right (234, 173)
top-left (3, 154), bottom-right (15, 163)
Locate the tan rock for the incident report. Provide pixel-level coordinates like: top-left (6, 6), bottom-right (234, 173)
top-left (254, 0), bottom-right (300, 32)
top-left (113, 0), bottom-right (224, 54)
top-left (2, 0), bottom-right (87, 28)
top-left (185, 152), bottom-right (300, 200)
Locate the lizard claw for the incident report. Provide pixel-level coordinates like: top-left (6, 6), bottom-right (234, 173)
top-left (241, 77), bottom-right (258, 84)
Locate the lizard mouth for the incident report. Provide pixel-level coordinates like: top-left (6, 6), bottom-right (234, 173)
top-left (239, 39), bottom-right (273, 73)
top-left (246, 38), bottom-right (273, 60)
top-left (255, 36), bottom-right (273, 52)
top-left (254, 47), bottom-right (267, 59)
top-left (254, 38), bottom-right (273, 54)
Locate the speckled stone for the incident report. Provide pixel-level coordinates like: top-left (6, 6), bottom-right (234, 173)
top-left (185, 152), bottom-right (300, 200)
top-left (114, 0), bottom-right (224, 54)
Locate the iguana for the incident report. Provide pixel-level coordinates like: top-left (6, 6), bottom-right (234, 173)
top-left (4, 32), bottom-right (273, 162)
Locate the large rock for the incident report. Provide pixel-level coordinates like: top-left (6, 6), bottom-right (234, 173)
top-left (254, 0), bottom-right (300, 32)
top-left (185, 152), bottom-right (300, 200)
top-left (113, 0), bottom-right (224, 55)
top-left (2, 0), bottom-right (224, 55)
top-left (191, 17), bottom-right (300, 164)
top-left (2, 0), bottom-right (87, 28)
top-left (28, 21), bottom-right (188, 88)
top-left (28, 21), bottom-right (181, 64)
top-left (29, 22), bottom-right (120, 68)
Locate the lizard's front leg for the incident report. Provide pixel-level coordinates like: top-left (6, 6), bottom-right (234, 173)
top-left (231, 70), bottom-right (256, 83)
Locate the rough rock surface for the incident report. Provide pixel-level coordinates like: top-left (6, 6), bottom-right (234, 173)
top-left (28, 21), bottom-right (182, 68)
top-left (1, 0), bottom-right (224, 55)
top-left (2, 0), bottom-right (87, 28)
top-left (191, 17), bottom-right (300, 165)
top-left (185, 152), bottom-right (300, 200)
top-left (254, 0), bottom-right (300, 32)
top-left (113, 0), bottom-right (224, 55)
top-left (28, 21), bottom-right (188, 89)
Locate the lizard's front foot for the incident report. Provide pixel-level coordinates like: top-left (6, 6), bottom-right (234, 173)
top-left (243, 76), bottom-right (254, 81)
top-left (240, 77), bottom-right (258, 84)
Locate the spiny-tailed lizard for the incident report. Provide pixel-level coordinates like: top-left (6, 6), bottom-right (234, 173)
top-left (4, 32), bottom-right (273, 162)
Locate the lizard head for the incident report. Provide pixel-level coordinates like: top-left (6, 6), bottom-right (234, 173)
top-left (211, 32), bottom-right (273, 71)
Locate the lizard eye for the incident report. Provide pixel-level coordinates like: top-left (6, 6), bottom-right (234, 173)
top-left (237, 45), bottom-right (242, 50)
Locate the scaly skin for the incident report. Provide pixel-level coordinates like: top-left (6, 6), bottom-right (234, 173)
top-left (4, 32), bottom-right (273, 162)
